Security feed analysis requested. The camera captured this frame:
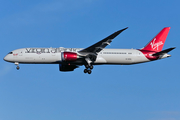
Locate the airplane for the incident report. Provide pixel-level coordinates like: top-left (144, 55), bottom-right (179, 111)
top-left (4, 27), bottom-right (175, 74)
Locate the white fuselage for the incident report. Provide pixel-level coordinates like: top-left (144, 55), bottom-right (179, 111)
top-left (4, 47), bottom-right (151, 65)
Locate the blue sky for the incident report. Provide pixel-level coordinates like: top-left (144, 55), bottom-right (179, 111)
top-left (0, 0), bottom-right (180, 120)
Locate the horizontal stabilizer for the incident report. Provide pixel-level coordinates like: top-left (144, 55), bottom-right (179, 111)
top-left (152, 47), bottom-right (176, 56)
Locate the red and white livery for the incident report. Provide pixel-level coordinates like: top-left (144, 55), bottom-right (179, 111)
top-left (4, 27), bottom-right (175, 74)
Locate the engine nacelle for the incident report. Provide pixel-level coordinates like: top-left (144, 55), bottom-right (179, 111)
top-left (62, 52), bottom-right (78, 61)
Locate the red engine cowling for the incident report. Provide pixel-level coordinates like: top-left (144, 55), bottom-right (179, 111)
top-left (62, 52), bottom-right (78, 61)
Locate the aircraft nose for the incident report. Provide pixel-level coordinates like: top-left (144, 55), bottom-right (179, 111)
top-left (3, 55), bottom-right (8, 61)
top-left (3, 55), bottom-right (12, 62)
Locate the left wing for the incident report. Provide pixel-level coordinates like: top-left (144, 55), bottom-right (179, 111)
top-left (79, 27), bottom-right (128, 54)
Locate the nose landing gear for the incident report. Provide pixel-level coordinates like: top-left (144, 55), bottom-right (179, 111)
top-left (16, 66), bottom-right (20, 70)
top-left (15, 62), bottom-right (20, 70)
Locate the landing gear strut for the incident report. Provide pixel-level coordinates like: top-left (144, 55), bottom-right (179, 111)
top-left (84, 56), bottom-right (96, 74)
top-left (15, 62), bottom-right (20, 70)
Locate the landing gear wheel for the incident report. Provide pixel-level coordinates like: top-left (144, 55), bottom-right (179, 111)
top-left (84, 64), bottom-right (93, 74)
top-left (85, 65), bottom-right (93, 69)
top-left (16, 66), bottom-right (20, 70)
top-left (15, 62), bottom-right (20, 70)
top-left (84, 69), bottom-right (88, 73)
top-left (89, 65), bottom-right (93, 69)
top-left (85, 65), bottom-right (89, 69)
top-left (88, 70), bottom-right (92, 74)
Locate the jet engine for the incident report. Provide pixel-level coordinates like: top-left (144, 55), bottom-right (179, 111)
top-left (61, 52), bottom-right (78, 61)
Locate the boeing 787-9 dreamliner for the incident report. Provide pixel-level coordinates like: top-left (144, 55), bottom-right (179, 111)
top-left (4, 27), bottom-right (175, 74)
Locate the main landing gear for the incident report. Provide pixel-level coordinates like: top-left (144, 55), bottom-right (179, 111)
top-left (15, 62), bottom-right (20, 70)
top-left (84, 64), bottom-right (93, 74)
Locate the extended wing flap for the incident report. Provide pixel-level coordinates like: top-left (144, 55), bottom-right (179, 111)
top-left (79, 27), bottom-right (128, 53)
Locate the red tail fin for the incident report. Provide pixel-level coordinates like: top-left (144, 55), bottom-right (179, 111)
top-left (141, 27), bottom-right (170, 52)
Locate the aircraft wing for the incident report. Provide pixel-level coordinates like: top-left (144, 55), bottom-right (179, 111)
top-left (79, 27), bottom-right (128, 54)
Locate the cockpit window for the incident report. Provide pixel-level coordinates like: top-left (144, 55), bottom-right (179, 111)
top-left (8, 52), bottom-right (13, 54)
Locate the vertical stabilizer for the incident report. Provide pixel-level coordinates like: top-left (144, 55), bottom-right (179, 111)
top-left (141, 27), bottom-right (170, 52)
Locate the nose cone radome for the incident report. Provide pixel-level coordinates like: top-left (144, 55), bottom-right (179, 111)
top-left (4, 55), bottom-right (8, 61)
top-left (3, 55), bottom-right (12, 62)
